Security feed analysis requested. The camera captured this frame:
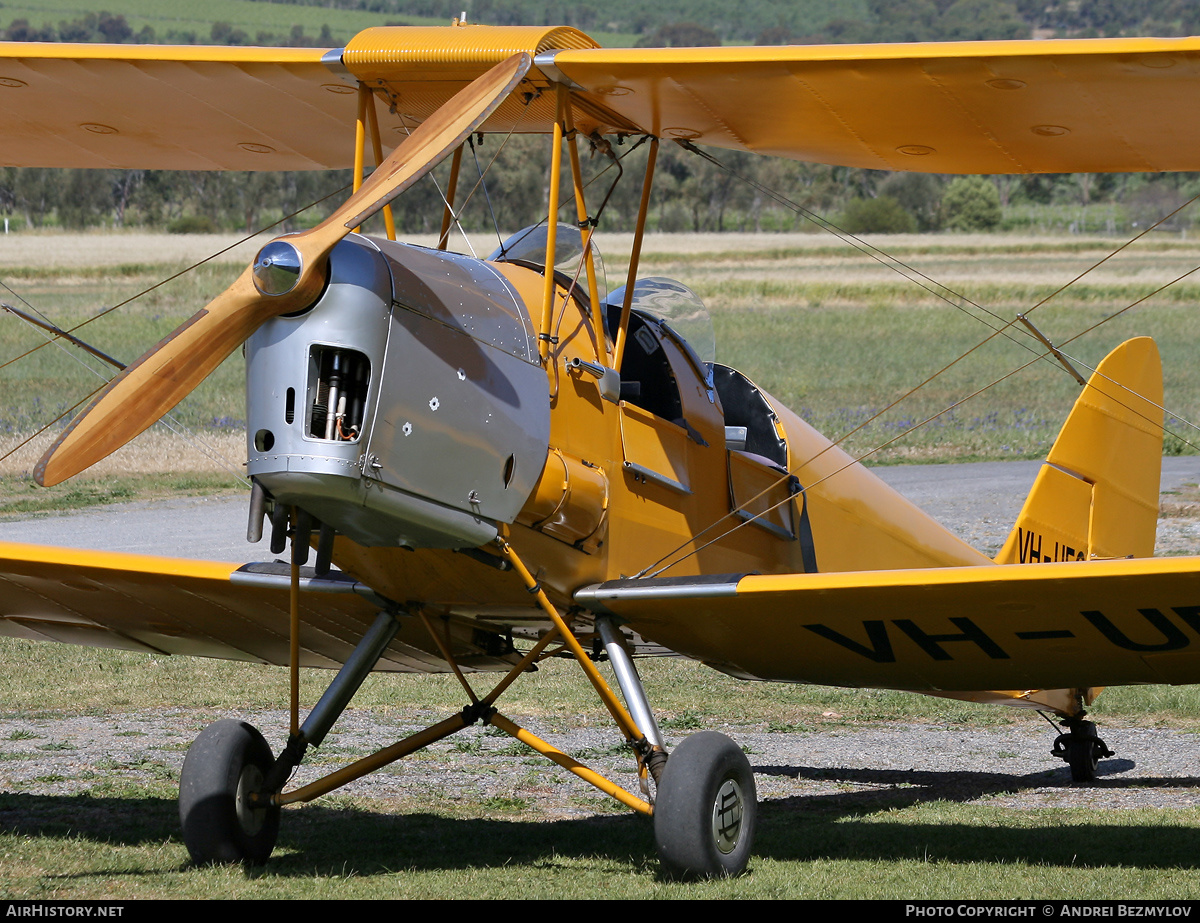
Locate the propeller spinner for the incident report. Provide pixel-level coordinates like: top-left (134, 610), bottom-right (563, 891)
top-left (34, 52), bottom-right (532, 488)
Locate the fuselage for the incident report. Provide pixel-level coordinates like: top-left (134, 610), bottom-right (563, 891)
top-left (243, 233), bottom-right (990, 649)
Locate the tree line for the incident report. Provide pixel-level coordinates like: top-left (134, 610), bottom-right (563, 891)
top-left (232, 0), bottom-right (1200, 45)
top-left (7, 137), bottom-right (1199, 239)
top-left (2, 10), bottom-right (335, 47)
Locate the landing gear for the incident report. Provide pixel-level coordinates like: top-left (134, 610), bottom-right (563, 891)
top-left (654, 731), bottom-right (757, 879)
top-left (1051, 718), bottom-right (1113, 783)
top-left (179, 719), bottom-right (280, 864)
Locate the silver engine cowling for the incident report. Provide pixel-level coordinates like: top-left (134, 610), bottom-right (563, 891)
top-left (245, 234), bottom-right (549, 549)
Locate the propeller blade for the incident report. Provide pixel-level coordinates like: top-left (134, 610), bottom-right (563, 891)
top-left (35, 53), bottom-right (531, 487)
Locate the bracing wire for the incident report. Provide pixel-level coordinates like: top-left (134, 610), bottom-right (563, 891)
top-left (0, 180), bottom-right (354, 483)
top-left (635, 146), bottom-right (1200, 578)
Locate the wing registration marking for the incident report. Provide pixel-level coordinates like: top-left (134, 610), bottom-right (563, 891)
top-left (804, 605), bottom-right (1200, 663)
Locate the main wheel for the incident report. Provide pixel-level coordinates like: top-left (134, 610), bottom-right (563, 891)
top-left (179, 719), bottom-right (280, 865)
top-left (654, 731), bottom-right (757, 879)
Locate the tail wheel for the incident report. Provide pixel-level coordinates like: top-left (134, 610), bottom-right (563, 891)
top-left (1067, 736), bottom-right (1100, 783)
top-left (653, 731), bottom-right (757, 879)
top-left (1052, 718), bottom-right (1111, 784)
top-left (179, 719), bottom-right (280, 865)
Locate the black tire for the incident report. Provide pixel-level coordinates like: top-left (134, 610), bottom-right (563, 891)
top-left (1067, 736), bottom-right (1099, 783)
top-left (1065, 719), bottom-right (1100, 783)
top-left (179, 719), bottom-right (280, 865)
top-left (654, 731), bottom-right (757, 879)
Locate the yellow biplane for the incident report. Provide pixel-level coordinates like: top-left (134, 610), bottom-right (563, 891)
top-left (0, 23), bottom-right (1197, 878)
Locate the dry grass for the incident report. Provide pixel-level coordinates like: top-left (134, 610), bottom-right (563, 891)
top-left (0, 230), bottom-right (267, 268)
top-left (0, 230), bottom-right (455, 269)
top-left (0, 428), bottom-right (245, 479)
top-left (588, 230), bottom-right (1128, 257)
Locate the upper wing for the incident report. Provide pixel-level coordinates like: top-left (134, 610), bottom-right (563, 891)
top-left (575, 556), bottom-right (1200, 692)
top-left (0, 26), bottom-right (597, 170)
top-left (0, 541), bottom-right (517, 673)
top-left (5, 26), bottom-right (1200, 174)
top-left (552, 36), bottom-right (1200, 174)
top-left (0, 43), bottom-right (353, 170)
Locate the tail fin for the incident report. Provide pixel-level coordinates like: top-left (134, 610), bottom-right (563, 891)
top-left (995, 336), bottom-right (1163, 564)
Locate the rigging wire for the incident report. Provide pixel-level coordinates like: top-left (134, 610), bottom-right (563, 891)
top-left (685, 139), bottom-right (1200, 453)
top-left (0, 181), bottom-right (352, 375)
top-left (679, 141), bottom-right (1200, 459)
top-left (0, 180), bottom-right (355, 482)
top-left (469, 134), bottom-right (506, 256)
top-left (635, 148), bottom-right (1200, 578)
top-left (0, 301), bottom-right (250, 484)
top-left (393, 93), bottom-right (535, 258)
top-left (641, 297), bottom-right (1188, 579)
top-left (0, 92), bottom-right (540, 486)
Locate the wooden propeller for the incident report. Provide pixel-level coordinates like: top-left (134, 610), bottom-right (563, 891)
top-left (35, 53), bottom-right (530, 487)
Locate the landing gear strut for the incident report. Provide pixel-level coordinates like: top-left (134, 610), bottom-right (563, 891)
top-left (175, 538), bottom-right (763, 878)
top-left (1051, 717), bottom-right (1113, 783)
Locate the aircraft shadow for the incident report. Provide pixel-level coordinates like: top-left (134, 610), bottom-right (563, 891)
top-left (2, 756), bottom-right (1200, 877)
top-left (751, 758), bottom-right (1200, 869)
top-left (754, 755), bottom-right (1197, 805)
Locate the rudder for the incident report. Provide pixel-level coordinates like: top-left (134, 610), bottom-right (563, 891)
top-left (995, 337), bottom-right (1163, 564)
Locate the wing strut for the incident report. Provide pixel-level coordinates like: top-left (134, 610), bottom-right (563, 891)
top-left (613, 136), bottom-right (658, 373)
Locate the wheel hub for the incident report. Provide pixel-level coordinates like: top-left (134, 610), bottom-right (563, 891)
top-left (235, 764), bottom-right (268, 837)
top-left (711, 777), bottom-right (744, 854)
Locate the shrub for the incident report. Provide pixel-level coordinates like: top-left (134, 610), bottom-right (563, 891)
top-left (167, 214), bottom-right (218, 234)
top-left (942, 176), bottom-right (1002, 231)
top-left (839, 195), bottom-right (917, 234)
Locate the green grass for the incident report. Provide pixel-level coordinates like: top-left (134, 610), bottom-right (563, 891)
top-left (0, 472), bottom-right (244, 516)
top-left (6, 232), bottom-right (1200, 488)
top-left (3, 637), bottom-right (1199, 730)
top-left (2, 632), bottom-right (1200, 898)
top-left (626, 235), bottom-right (1200, 462)
top-left (2, 755), bottom-right (1200, 897)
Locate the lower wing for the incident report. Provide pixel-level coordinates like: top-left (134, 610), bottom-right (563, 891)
top-left (0, 541), bottom-right (518, 672)
top-left (575, 558), bottom-right (1200, 692)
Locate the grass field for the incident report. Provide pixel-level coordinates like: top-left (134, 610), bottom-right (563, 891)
top-left (5, 227), bottom-right (1198, 494)
top-left (3, 229), bottom-right (1200, 898)
top-left (0, 0), bottom-right (443, 45)
top-left (4, 646), bottom-right (1200, 898)
top-left (0, 0), bottom-right (641, 47)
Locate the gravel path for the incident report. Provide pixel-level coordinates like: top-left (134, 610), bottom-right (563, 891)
top-left (3, 709), bottom-right (1200, 818)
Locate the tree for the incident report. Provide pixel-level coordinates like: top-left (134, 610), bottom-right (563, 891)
top-left (111, 170), bottom-right (144, 227)
top-left (58, 170), bottom-right (111, 229)
top-left (97, 13), bottom-right (133, 43)
top-left (938, 0), bottom-right (1030, 40)
top-left (942, 176), bottom-right (1002, 231)
top-left (5, 19), bottom-right (56, 42)
top-left (210, 21), bottom-right (250, 45)
top-left (869, 0), bottom-right (939, 42)
top-left (879, 173), bottom-right (943, 230)
top-left (12, 169), bottom-right (59, 228)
